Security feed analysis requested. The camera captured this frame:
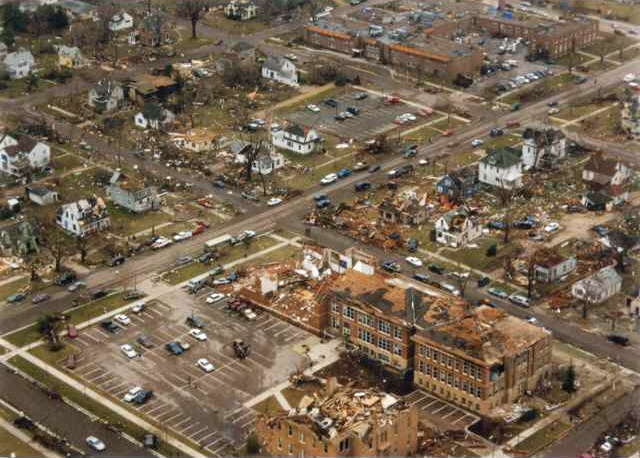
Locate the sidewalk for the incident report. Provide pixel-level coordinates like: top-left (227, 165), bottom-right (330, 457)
top-left (0, 415), bottom-right (63, 458)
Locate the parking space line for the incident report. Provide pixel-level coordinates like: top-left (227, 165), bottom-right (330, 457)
top-left (233, 410), bottom-right (253, 424)
top-left (432, 404), bottom-right (449, 414)
top-left (153, 301), bottom-right (172, 311)
top-left (171, 416), bottom-right (192, 429)
top-left (424, 399), bottom-right (440, 409)
top-left (198, 431), bottom-right (219, 444)
top-left (188, 426), bottom-right (209, 439)
top-left (273, 325), bottom-right (294, 338)
top-left (239, 417), bottom-right (255, 430)
top-left (247, 350), bottom-right (271, 366)
top-left (441, 409), bottom-right (459, 420)
top-left (178, 420), bottom-right (199, 433)
top-left (205, 438), bottom-right (224, 449)
top-left (147, 403), bottom-right (171, 416)
top-left (114, 386), bottom-right (131, 397)
top-left (210, 443), bottom-right (229, 455)
top-left (92, 328), bottom-right (111, 339)
top-left (262, 321), bottom-right (283, 333)
top-left (83, 368), bottom-right (105, 379)
top-left (95, 374), bottom-right (115, 386)
top-left (224, 406), bottom-right (245, 419)
top-left (131, 314), bottom-right (145, 324)
top-left (158, 411), bottom-right (182, 423)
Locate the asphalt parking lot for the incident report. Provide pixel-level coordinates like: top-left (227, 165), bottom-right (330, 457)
top-left (284, 90), bottom-right (430, 141)
top-left (404, 389), bottom-right (479, 431)
top-left (63, 290), bottom-right (311, 456)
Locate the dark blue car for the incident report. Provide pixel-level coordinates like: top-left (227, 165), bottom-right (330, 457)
top-left (337, 168), bottom-right (352, 178)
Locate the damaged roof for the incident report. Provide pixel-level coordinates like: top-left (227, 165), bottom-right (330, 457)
top-left (481, 147), bottom-right (522, 169)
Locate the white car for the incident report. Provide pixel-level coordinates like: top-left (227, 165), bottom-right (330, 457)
top-left (212, 278), bottom-right (231, 286)
top-left (206, 293), bottom-right (226, 304)
top-left (243, 308), bottom-right (257, 320)
top-left (405, 257), bottom-right (423, 267)
top-left (123, 386), bottom-right (143, 403)
top-left (152, 237), bottom-right (172, 250)
top-left (240, 230), bottom-right (256, 240)
top-left (189, 329), bottom-right (207, 341)
top-left (173, 231), bottom-right (192, 242)
top-left (451, 271), bottom-right (470, 280)
top-left (418, 159), bottom-right (428, 166)
top-left (527, 317), bottom-right (538, 325)
top-left (623, 73), bottom-right (636, 83)
top-left (267, 197), bottom-right (282, 206)
top-left (471, 139), bottom-right (483, 147)
top-left (131, 301), bottom-right (145, 313)
top-left (120, 344), bottom-right (138, 359)
top-left (320, 173), bottom-right (338, 185)
top-left (197, 358), bottom-right (215, 373)
top-left (306, 104), bottom-right (320, 113)
top-left (440, 282), bottom-right (461, 296)
top-left (67, 281), bottom-right (86, 292)
top-left (509, 293), bottom-right (530, 307)
top-left (548, 108), bottom-right (559, 115)
top-left (544, 222), bottom-right (559, 232)
top-left (115, 314), bottom-right (131, 326)
top-left (86, 436), bottom-right (106, 452)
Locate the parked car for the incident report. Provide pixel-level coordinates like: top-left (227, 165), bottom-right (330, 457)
top-left (120, 344), bottom-right (138, 359)
top-left (607, 334), bottom-right (629, 346)
top-left (206, 293), bottom-right (226, 304)
top-left (267, 197), bottom-right (282, 206)
top-left (381, 261), bottom-right (401, 273)
top-left (320, 173), bottom-right (338, 185)
top-left (306, 104), bottom-right (320, 113)
top-left (477, 276), bottom-right (491, 287)
top-left (509, 293), bottom-right (530, 307)
top-left (197, 358), bottom-right (215, 373)
top-left (241, 191), bottom-right (258, 201)
top-left (186, 315), bottom-right (205, 328)
top-left (175, 255), bottom-right (193, 266)
top-left (136, 334), bottom-right (153, 349)
top-left (189, 328), bottom-right (207, 341)
top-left (324, 98), bottom-right (338, 107)
top-left (55, 271), bottom-right (76, 286)
top-left (109, 254), bottom-right (126, 267)
top-left (243, 308), bottom-right (257, 320)
top-left (471, 139), bottom-right (483, 147)
top-left (123, 386), bottom-right (143, 403)
top-left (439, 282), bottom-right (461, 296)
top-left (405, 256), bottom-right (423, 267)
top-left (368, 164), bottom-right (381, 173)
top-left (406, 238), bottom-right (418, 252)
top-left (131, 301), bottom-right (145, 314)
top-left (100, 320), bottom-right (120, 334)
top-left (354, 182), bottom-right (371, 192)
top-left (165, 342), bottom-right (184, 355)
top-left (316, 198), bottom-right (331, 209)
top-left (133, 390), bottom-right (153, 405)
top-left (488, 287), bottom-right (508, 298)
top-left (489, 128), bottom-right (504, 137)
top-left (114, 314), bottom-right (131, 326)
top-left (353, 161), bottom-right (368, 172)
top-left (86, 436), bottom-right (106, 452)
top-left (337, 168), bottom-right (352, 178)
top-left (353, 92), bottom-right (368, 100)
top-left (68, 281), bottom-right (87, 292)
top-left (346, 106), bottom-right (360, 116)
top-left (7, 292), bottom-right (26, 303)
top-left (544, 222), bottom-right (559, 232)
top-left (32, 294), bottom-right (49, 304)
top-left (413, 273), bottom-right (430, 284)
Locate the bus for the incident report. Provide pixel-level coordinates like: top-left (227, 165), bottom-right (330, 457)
top-left (204, 234), bottom-right (233, 252)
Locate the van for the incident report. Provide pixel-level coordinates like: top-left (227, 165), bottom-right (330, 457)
top-left (509, 294), bottom-right (530, 307)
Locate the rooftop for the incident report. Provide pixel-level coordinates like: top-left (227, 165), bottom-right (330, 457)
top-left (481, 147), bottom-right (522, 169)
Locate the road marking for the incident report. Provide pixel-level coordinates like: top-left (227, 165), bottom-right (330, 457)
top-left (224, 406), bottom-right (245, 419)
top-left (172, 416), bottom-right (192, 429)
top-left (432, 404), bottom-right (449, 414)
top-left (210, 443), bottom-right (229, 455)
top-left (198, 431), bottom-right (219, 444)
top-left (180, 422), bottom-right (202, 434)
top-left (147, 403), bottom-right (171, 416)
top-left (424, 399), bottom-right (440, 409)
top-left (239, 417), bottom-right (255, 430)
top-left (188, 426), bottom-right (209, 439)
top-left (262, 321), bottom-right (283, 332)
top-left (158, 411), bottom-right (182, 423)
top-left (441, 409), bottom-right (459, 420)
top-left (232, 410), bottom-right (253, 424)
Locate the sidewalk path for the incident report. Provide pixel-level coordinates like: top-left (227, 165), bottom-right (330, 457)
top-left (0, 415), bottom-right (62, 458)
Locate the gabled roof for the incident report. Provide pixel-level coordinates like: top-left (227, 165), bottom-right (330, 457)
top-left (2, 135), bottom-right (39, 156)
top-left (583, 154), bottom-right (619, 177)
top-left (26, 185), bottom-right (55, 197)
top-left (142, 103), bottom-right (163, 120)
top-left (263, 55), bottom-right (293, 73)
top-left (522, 127), bottom-right (564, 146)
top-left (481, 147), bottom-right (522, 169)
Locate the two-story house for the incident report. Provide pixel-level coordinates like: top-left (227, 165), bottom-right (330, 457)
top-left (0, 134), bottom-right (50, 178)
top-left (88, 79), bottom-right (125, 114)
top-left (106, 175), bottom-right (160, 214)
top-left (3, 48), bottom-right (35, 79)
top-left (521, 126), bottom-right (566, 170)
top-left (378, 198), bottom-right (428, 226)
top-left (128, 12), bottom-right (168, 47)
top-left (582, 154), bottom-right (633, 206)
top-left (56, 197), bottom-right (111, 237)
top-left (436, 166), bottom-right (478, 201)
top-left (572, 265), bottom-right (622, 304)
top-left (261, 56), bottom-right (298, 87)
top-left (434, 206), bottom-right (482, 247)
top-left (272, 124), bottom-right (320, 155)
top-left (479, 147), bottom-right (523, 189)
top-left (224, 0), bottom-right (257, 21)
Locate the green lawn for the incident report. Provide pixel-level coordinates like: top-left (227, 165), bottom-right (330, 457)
top-left (481, 134), bottom-right (522, 151)
top-left (108, 203), bottom-right (172, 237)
top-left (514, 420), bottom-right (572, 455)
top-left (0, 277), bottom-right (29, 302)
top-left (0, 424), bottom-right (42, 457)
top-left (7, 355), bottom-right (184, 457)
top-left (441, 237), bottom-right (519, 273)
top-left (430, 117), bottom-right (468, 132)
top-left (555, 102), bottom-right (612, 121)
top-left (240, 245), bottom-right (302, 266)
top-left (163, 235), bottom-right (281, 285)
top-left (45, 167), bottom-right (104, 202)
top-left (4, 292), bottom-right (142, 347)
top-left (403, 123), bottom-right (444, 144)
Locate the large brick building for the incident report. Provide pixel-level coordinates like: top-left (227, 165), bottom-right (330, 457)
top-left (412, 305), bottom-right (552, 415)
top-left (255, 384), bottom-right (418, 457)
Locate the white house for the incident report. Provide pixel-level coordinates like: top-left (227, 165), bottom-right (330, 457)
top-left (88, 79), bottom-right (125, 114)
top-left (109, 11), bottom-right (133, 32)
top-left (56, 197), bottom-right (111, 237)
top-left (479, 147), bottom-right (523, 189)
top-left (272, 124), bottom-right (320, 155)
top-left (521, 127), bottom-right (566, 170)
top-left (3, 48), bottom-right (35, 79)
top-left (57, 45), bottom-right (87, 68)
top-left (571, 265), bottom-right (622, 304)
top-left (535, 254), bottom-right (576, 283)
top-left (26, 185), bottom-right (59, 206)
top-left (233, 143), bottom-right (286, 175)
top-left (134, 103), bottom-right (175, 130)
top-left (172, 128), bottom-right (218, 152)
top-left (582, 154), bottom-right (633, 205)
top-left (0, 134), bottom-right (50, 178)
top-left (106, 173), bottom-right (160, 214)
top-left (261, 56), bottom-right (298, 87)
top-left (434, 206), bottom-right (482, 247)
top-left (224, 0), bottom-right (257, 20)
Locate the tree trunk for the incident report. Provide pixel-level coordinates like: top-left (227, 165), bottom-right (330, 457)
top-left (191, 18), bottom-right (197, 39)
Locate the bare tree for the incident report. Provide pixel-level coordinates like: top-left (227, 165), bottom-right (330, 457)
top-left (495, 181), bottom-right (515, 244)
top-left (178, 0), bottom-right (209, 39)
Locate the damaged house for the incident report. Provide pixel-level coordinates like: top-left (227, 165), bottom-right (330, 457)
top-left (56, 197), bottom-right (110, 237)
top-left (534, 252), bottom-right (576, 283)
top-left (571, 265), bottom-right (622, 304)
top-left (582, 154), bottom-right (633, 206)
top-left (88, 79), bottom-right (125, 114)
top-left (0, 134), bottom-right (50, 178)
top-left (521, 126), bottom-right (566, 170)
top-left (434, 206), bottom-right (481, 247)
top-left (224, 0), bottom-right (257, 21)
top-left (106, 173), bottom-right (160, 214)
top-left (134, 103), bottom-right (175, 130)
top-left (378, 197), bottom-right (428, 226)
top-left (255, 384), bottom-right (418, 457)
top-left (479, 147), bottom-right (523, 190)
top-left (413, 305), bottom-right (552, 415)
top-left (436, 166), bottom-right (478, 201)
top-left (261, 56), bottom-right (299, 87)
top-left (128, 12), bottom-right (169, 47)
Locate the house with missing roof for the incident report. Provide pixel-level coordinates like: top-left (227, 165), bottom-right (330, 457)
top-left (57, 45), bottom-right (87, 68)
top-left (172, 128), bottom-right (218, 153)
top-left (479, 147), bottom-right (523, 189)
top-left (535, 253), bottom-right (576, 283)
top-left (378, 198), bottom-right (428, 226)
top-left (2, 48), bottom-right (34, 79)
top-left (582, 154), bottom-right (633, 206)
top-left (128, 12), bottom-right (169, 47)
top-left (0, 134), bottom-right (50, 178)
top-left (521, 126), bottom-right (566, 170)
top-left (272, 124), bottom-right (320, 154)
top-left (56, 197), bottom-right (111, 237)
top-left (436, 166), bottom-right (478, 201)
top-left (106, 173), bottom-right (160, 214)
top-left (224, 0), bottom-right (257, 21)
top-left (134, 103), bottom-right (175, 130)
top-left (215, 41), bottom-right (256, 73)
top-left (88, 79), bottom-right (125, 113)
top-left (571, 265), bottom-right (622, 304)
top-left (434, 206), bottom-right (482, 247)
top-left (261, 56), bottom-right (298, 87)
top-left (109, 11), bottom-right (134, 32)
